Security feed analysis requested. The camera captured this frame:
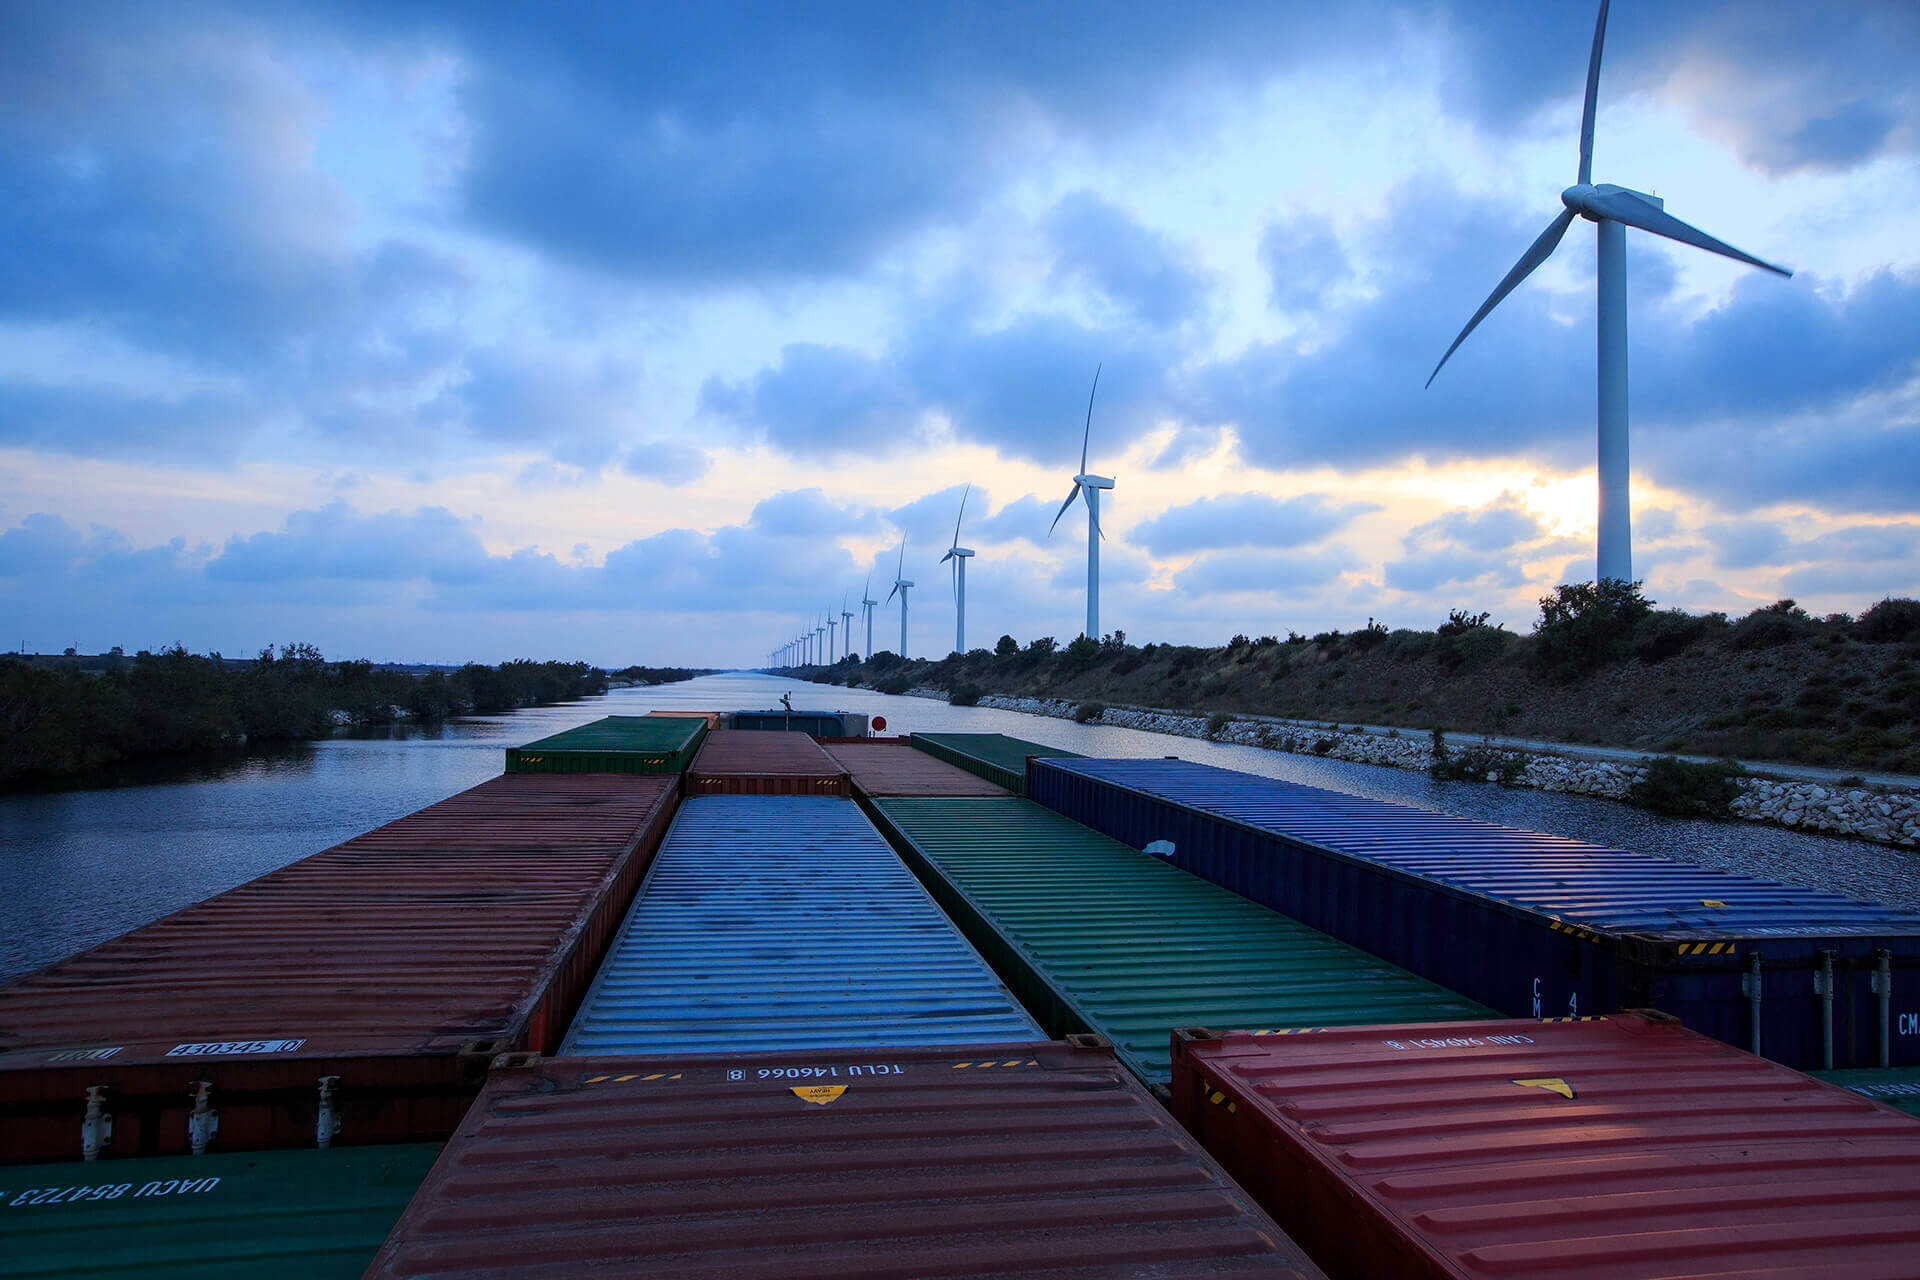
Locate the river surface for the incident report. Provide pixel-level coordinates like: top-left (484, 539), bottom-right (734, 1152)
top-left (5, 672), bottom-right (1917, 980)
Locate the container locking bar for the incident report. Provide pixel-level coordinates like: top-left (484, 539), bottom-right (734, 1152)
top-left (317, 1075), bottom-right (341, 1149)
top-left (1872, 948), bottom-right (1893, 1068)
top-left (81, 1085), bottom-right (112, 1162)
top-left (188, 1081), bottom-right (218, 1156)
top-left (1814, 950), bottom-right (1836, 1071)
top-left (1742, 952), bottom-right (1763, 1056)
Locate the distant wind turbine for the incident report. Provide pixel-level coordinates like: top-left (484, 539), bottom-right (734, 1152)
top-left (840, 594), bottom-right (855, 661)
top-left (885, 538), bottom-right (914, 658)
top-left (861, 573), bottom-right (878, 660)
top-left (1425, 0), bottom-right (1790, 586)
top-left (1048, 365), bottom-right (1112, 639)
top-left (814, 614), bottom-right (826, 666)
top-left (940, 484), bottom-right (976, 656)
top-left (825, 606), bottom-right (837, 663)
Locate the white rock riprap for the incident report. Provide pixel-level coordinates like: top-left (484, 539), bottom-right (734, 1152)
top-left (964, 693), bottom-right (1920, 850)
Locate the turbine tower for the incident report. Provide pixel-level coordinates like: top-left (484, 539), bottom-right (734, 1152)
top-left (840, 595), bottom-right (855, 661)
top-left (1425, 0), bottom-right (1790, 585)
top-left (1048, 365), bottom-right (1112, 638)
top-left (825, 608), bottom-right (838, 663)
top-left (861, 573), bottom-right (879, 660)
top-left (814, 615), bottom-right (826, 666)
top-left (886, 538), bottom-right (913, 658)
top-left (940, 484), bottom-right (976, 656)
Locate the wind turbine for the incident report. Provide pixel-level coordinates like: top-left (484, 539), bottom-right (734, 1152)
top-left (1048, 365), bottom-right (1112, 639)
top-left (840, 594), bottom-right (855, 661)
top-left (885, 538), bottom-right (913, 658)
top-left (1425, 0), bottom-right (1790, 586)
top-left (940, 484), bottom-right (976, 656)
top-left (825, 607), bottom-right (838, 663)
top-left (814, 614), bottom-right (826, 666)
top-left (861, 573), bottom-right (878, 660)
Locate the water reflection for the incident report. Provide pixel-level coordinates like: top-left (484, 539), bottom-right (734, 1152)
top-left (3, 673), bottom-right (1915, 981)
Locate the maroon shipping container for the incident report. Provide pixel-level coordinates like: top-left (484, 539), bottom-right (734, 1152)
top-left (1170, 1012), bottom-right (1920, 1280)
top-left (821, 739), bottom-right (1011, 797)
top-left (367, 1037), bottom-right (1324, 1279)
top-left (0, 773), bottom-right (678, 1165)
top-left (686, 729), bottom-right (851, 796)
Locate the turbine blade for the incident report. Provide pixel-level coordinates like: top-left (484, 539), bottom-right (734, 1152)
top-left (1578, 0), bottom-right (1610, 185)
top-left (1426, 207), bottom-right (1578, 388)
top-left (1585, 189), bottom-right (1792, 276)
top-left (1090, 497), bottom-right (1104, 541)
top-left (1048, 483), bottom-right (1084, 537)
top-left (951, 555), bottom-right (958, 603)
top-left (1080, 363), bottom-right (1101, 474)
top-left (952, 482), bottom-right (970, 547)
top-left (940, 548), bottom-right (955, 563)
top-left (886, 582), bottom-right (899, 603)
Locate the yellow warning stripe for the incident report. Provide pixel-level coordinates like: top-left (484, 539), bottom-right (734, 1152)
top-left (1251, 1027), bottom-right (1327, 1036)
top-left (583, 1072), bottom-right (681, 1085)
top-left (951, 1059), bottom-right (1040, 1069)
top-left (1675, 941), bottom-right (1739, 955)
top-left (1539, 1015), bottom-right (1605, 1023)
top-left (1202, 1082), bottom-right (1238, 1114)
top-left (1547, 920), bottom-right (1600, 941)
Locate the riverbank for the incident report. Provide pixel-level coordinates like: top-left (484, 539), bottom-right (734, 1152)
top-left (901, 688), bottom-right (1920, 850)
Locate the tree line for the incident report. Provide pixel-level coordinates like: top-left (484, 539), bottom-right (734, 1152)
top-left (0, 645), bottom-right (612, 784)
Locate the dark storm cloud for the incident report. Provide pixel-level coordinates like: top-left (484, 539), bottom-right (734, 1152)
top-left (1047, 192), bottom-right (1210, 330)
top-left (1134, 493), bottom-right (1376, 557)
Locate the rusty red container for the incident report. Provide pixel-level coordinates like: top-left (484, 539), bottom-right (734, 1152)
top-left (0, 773), bottom-right (678, 1165)
top-left (686, 729), bottom-right (851, 796)
top-left (820, 739), bottom-right (1010, 797)
top-left (1170, 1011), bottom-right (1920, 1280)
top-left (366, 1037), bottom-right (1325, 1278)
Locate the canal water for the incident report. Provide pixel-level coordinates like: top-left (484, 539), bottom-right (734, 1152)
top-left (5, 672), bottom-right (1917, 980)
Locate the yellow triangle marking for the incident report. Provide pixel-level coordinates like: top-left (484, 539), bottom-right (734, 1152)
top-left (1513, 1077), bottom-right (1576, 1100)
top-left (613, 1074), bottom-right (637, 1083)
top-left (642, 1073), bottom-right (664, 1081)
top-left (952, 1062), bottom-right (970, 1069)
top-left (791, 1085), bottom-right (848, 1106)
top-left (585, 1075), bottom-right (609, 1084)
top-left (1702, 899), bottom-right (1727, 908)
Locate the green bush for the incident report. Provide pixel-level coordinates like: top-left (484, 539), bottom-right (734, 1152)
top-left (1072, 700), bottom-right (1107, 723)
top-left (1205, 711), bottom-right (1233, 738)
top-left (1728, 600), bottom-right (1811, 651)
top-left (994, 634), bottom-right (1019, 657)
top-left (874, 673), bottom-right (913, 695)
top-left (948, 683), bottom-right (983, 707)
top-left (1631, 608), bottom-right (1711, 662)
top-left (1063, 635), bottom-right (1101, 669)
top-left (1532, 580), bottom-right (1654, 681)
top-left (1856, 598), bottom-right (1920, 644)
top-left (1626, 756), bottom-right (1748, 817)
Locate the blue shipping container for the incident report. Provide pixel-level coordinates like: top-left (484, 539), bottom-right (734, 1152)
top-left (559, 795), bottom-right (1042, 1054)
top-left (1029, 757), bottom-right (1920, 1071)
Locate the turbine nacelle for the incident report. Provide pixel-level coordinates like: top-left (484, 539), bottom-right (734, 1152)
top-left (940, 546), bottom-right (975, 562)
top-left (1073, 474), bottom-right (1114, 490)
top-left (1561, 182), bottom-right (1661, 221)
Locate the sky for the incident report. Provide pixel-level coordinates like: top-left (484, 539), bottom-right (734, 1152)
top-left (2, 1), bottom-right (1917, 667)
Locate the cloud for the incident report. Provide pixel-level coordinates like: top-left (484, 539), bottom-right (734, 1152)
top-left (1174, 547), bottom-right (1354, 596)
top-left (1260, 214), bottom-right (1350, 312)
top-left (973, 494), bottom-right (1059, 547)
top-left (1382, 547), bottom-right (1528, 594)
top-left (1702, 519), bottom-right (1793, 570)
top-left (750, 487), bottom-right (882, 539)
top-left (701, 344), bottom-right (924, 458)
top-left (1412, 492), bottom-right (1545, 553)
top-left (207, 502), bottom-right (491, 584)
top-left (1134, 493), bottom-right (1376, 556)
top-left (1047, 191), bottom-right (1209, 330)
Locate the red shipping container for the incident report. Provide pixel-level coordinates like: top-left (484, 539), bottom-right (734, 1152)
top-left (368, 1036), bottom-right (1325, 1278)
top-left (686, 729), bottom-right (851, 796)
top-left (0, 773), bottom-right (678, 1164)
top-left (1170, 1012), bottom-right (1920, 1280)
top-left (822, 739), bottom-right (1011, 797)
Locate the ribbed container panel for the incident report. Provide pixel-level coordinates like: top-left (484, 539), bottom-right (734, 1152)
top-left (868, 797), bottom-right (1490, 1085)
top-left (560, 796), bottom-right (1042, 1055)
top-left (908, 733), bottom-right (1081, 794)
top-left (1030, 756), bottom-right (1920, 1069)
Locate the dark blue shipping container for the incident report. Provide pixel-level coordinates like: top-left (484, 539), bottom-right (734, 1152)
top-left (1029, 757), bottom-right (1920, 1071)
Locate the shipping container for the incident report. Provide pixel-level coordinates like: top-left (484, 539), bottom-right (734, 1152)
top-left (908, 732), bottom-right (1082, 794)
top-left (0, 773), bottom-right (678, 1164)
top-left (821, 739), bottom-right (1010, 797)
top-left (505, 714), bottom-right (705, 773)
top-left (866, 798), bottom-right (1491, 1086)
top-left (559, 795), bottom-right (1042, 1055)
top-left (644, 709), bottom-right (723, 728)
top-left (1170, 1011), bottom-right (1920, 1280)
top-left (366, 1039), bottom-right (1326, 1279)
top-left (685, 729), bottom-right (852, 796)
top-left (1032, 756), bottom-right (1920, 1070)
top-left (729, 709), bottom-right (870, 736)
top-left (1811, 1066), bottom-right (1920, 1117)
top-left (1, 1143), bottom-right (440, 1279)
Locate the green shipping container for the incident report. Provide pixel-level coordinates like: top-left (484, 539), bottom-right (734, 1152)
top-left (1, 1144), bottom-right (441, 1279)
top-left (907, 733), bottom-right (1082, 795)
top-left (1810, 1067), bottom-right (1920, 1118)
top-left (505, 715), bottom-right (706, 774)
top-left (868, 797), bottom-right (1494, 1086)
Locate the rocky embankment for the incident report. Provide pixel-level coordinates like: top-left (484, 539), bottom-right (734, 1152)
top-left (926, 690), bottom-right (1920, 850)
